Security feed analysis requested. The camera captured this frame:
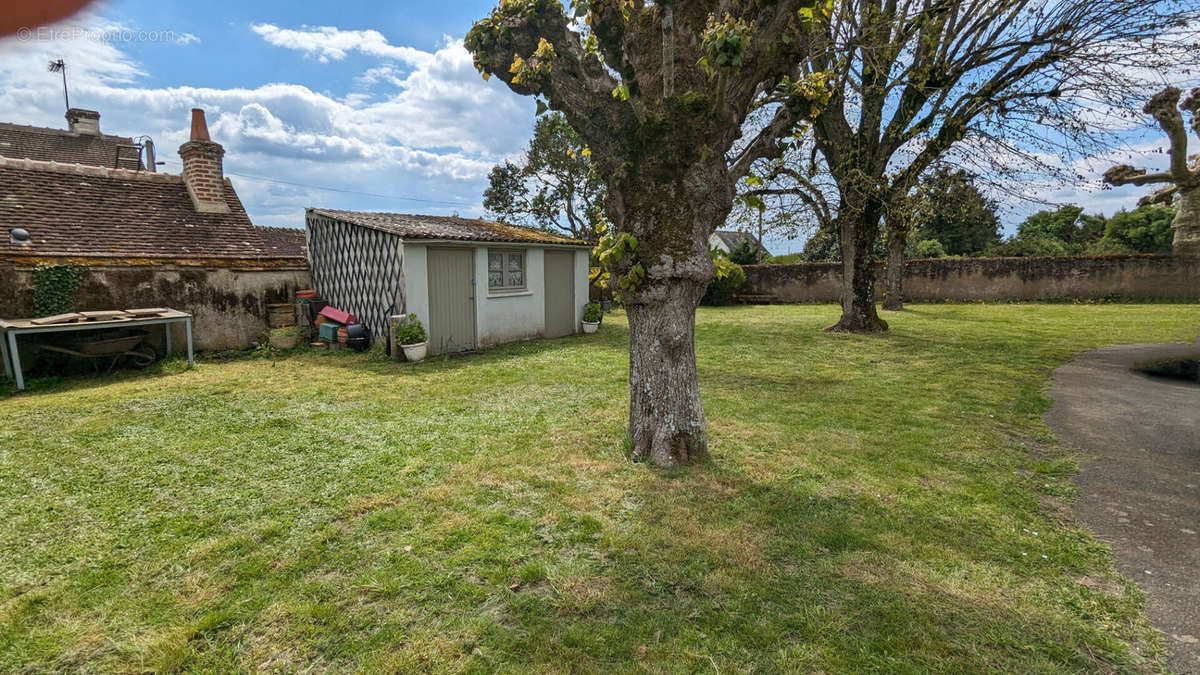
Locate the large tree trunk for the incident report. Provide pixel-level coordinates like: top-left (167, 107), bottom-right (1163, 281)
top-left (627, 279), bottom-right (708, 466)
top-left (614, 161), bottom-right (727, 467)
top-left (1174, 187), bottom-right (1200, 259)
top-left (828, 203), bottom-right (889, 332)
top-left (882, 222), bottom-right (907, 311)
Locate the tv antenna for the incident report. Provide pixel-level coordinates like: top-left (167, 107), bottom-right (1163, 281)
top-left (48, 59), bottom-right (69, 111)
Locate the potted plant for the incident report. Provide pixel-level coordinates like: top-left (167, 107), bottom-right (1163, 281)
top-left (394, 314), bottom-right (428, 362)
top-left (582, 302), bottom-right (603, 334)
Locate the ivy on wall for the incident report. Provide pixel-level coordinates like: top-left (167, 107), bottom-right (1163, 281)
top-left (32, 264), bottom-right (84, 317)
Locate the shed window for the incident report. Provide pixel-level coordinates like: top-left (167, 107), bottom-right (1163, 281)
top-left (488, 250), bottom-right (525, 290)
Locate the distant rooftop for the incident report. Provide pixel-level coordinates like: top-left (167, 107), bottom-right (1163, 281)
top-left (711, 230), bottom-right (770, 255)
top-left (308, 209), bottom-right (588, 246)
top-left (0, 111), bottom-right (143, 170)
top-left (256, 226), bottom-right (308, 258)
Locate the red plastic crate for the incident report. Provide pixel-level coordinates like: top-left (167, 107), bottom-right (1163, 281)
top-left (318, 306), bottom-right (357, 325)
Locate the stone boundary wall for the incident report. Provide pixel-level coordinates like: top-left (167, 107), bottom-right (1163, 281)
top-left (0, 260), bottom-right (312, 351)
top-left (740, 255), bottom-right (1200, 303)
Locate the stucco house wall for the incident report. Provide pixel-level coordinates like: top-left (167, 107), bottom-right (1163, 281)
top-left (401, 244), bottom-right (430, 332)
top-left (0, 260), bottom-right (311, 370)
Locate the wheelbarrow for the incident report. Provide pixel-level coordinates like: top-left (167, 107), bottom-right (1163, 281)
top-left (38, 330), bottom-right (159, 374)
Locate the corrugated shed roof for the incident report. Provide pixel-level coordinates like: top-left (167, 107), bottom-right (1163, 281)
top-left (0, 122), bottom-right (143, 170)
top-left (0, 157), bottom-right (303, 260)
top-left (309, 208), bottom-right (589, 247)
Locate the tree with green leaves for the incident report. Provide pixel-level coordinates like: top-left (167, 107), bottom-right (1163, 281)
top-left (466, 0), bottom-right (817, 467)
top-left (910, 169), bottom-right (1001, 257)
top-left (986, 205), bottom-right (1105, 257)
top-left (742, 0), bottom-right (1200, 331)
top-left (987, 203), bottom-right (1177, 256)
top-left (727, 239), bottom-right (765, 265)
top-left (800, 228), bottom-right (841, 262)
top-left (1099, 205), bottom-right (1177, 255)
top-left (483, 113), bottom-right (606, 242)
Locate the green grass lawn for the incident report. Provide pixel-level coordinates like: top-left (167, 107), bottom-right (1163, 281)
top-left (1, 304), bottom-right (1197, 672)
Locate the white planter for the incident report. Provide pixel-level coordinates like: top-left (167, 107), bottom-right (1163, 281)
top-left (582, 321), bottom-right (600, 334)
top-left (401, 342), bottom-right (428, 362)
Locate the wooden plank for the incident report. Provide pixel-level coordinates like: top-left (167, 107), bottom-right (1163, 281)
top-left (79, 311), bottom-right (132, 321)
top-left (30, 313), bottom-right (83, 325)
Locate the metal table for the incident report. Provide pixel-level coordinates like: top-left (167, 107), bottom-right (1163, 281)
top-left (1, 310), bottom-right (193, 391)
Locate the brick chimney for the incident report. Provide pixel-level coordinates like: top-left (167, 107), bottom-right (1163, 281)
top-left (65, 108), bottom-right (100, 135)
top-left (178, 109), bottom-right (230, 214)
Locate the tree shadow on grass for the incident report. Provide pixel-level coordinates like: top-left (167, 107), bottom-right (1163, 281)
top-left (467, 464), bottom-right (1149, 672)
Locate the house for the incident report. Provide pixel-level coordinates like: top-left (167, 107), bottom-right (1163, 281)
top-left (709, 230), bottom-right (771, 258)
top-left (306, 209), bottom-right (591, 355)
top-left (0, 109), bottom-right (310, 351)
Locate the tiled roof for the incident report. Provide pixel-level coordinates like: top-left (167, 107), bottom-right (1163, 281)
top-left (308, 208), bottom-right (588, 246)
top-left (0, 122), bottom-right (143, 170)
top-left (256, 226), bottom-right (308, 258)
top-left (0, 157), bottom-right (303, 260)
top-left (712, 230), bottom-right (769, 254)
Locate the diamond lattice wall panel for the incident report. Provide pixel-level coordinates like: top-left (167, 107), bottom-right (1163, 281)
top-left (306, 214), bottom-right (405, 340)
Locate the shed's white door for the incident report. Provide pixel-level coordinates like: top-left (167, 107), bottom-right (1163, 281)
top-left (544, 250), bottom-right (576, 338)
top-left (427, 248), bottom-right (476, 355)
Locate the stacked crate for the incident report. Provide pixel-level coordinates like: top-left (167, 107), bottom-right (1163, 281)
top-left (267, 303), bottom-right (299, 349)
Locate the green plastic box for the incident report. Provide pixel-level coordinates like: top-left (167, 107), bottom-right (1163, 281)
top-left (319, 322), bottom-right (340, 342)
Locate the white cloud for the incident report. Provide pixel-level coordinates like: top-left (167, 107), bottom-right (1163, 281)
top-left (0, 16), bottom-right (537, 229)
top-left (250, 23), bottom-right (434, 67)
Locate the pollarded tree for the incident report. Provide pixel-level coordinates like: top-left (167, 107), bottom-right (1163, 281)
top-left (1104, 87), bottom-right (1200, 259)
top-left (758, 0), bottom-right (1200, 331)
top-left (466, 0), bottom-right (817, 466)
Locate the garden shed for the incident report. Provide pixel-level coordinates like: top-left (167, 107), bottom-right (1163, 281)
top-left (305, 209), bottom-right (591, 355)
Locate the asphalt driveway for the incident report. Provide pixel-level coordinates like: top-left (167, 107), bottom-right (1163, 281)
top-left (1045, 342), bottom-right (1200, 673)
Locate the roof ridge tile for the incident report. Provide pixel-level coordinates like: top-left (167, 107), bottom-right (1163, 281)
top-left (0, 121), bottom-right (135, 143)
top-left (0, 155), bottom-right (178, 182)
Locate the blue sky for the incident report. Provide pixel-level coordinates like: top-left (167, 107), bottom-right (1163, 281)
top-left (0, 0), bottom-right (537, 232)
top-left (0, 0), bottom-right (1182, 254)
